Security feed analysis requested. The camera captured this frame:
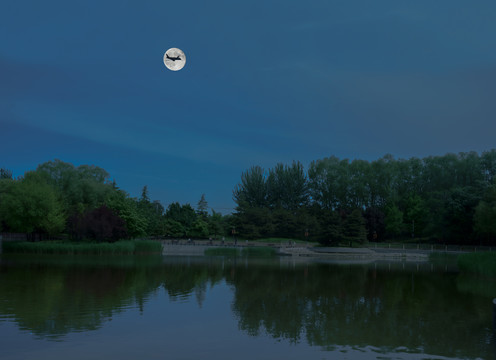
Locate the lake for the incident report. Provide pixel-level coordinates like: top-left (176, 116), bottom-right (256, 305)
top-left (0, 254), bottom-right (494, 360)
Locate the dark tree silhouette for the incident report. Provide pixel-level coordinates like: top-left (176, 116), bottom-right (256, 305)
top-left (69, 205), bottom-right (127, 242)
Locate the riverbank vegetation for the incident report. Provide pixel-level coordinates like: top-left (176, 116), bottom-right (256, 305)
top-left (457, 252), bottom-right (496, 277)
top-left (204, 247), bottom-right (276, 257)
top-left (1, 240), bottom-right (162, 255)
top-left (1, 150), bottom-right (496, 247)
top-left (233, 150), bottom-right (496, 246)
top-left (0, 160), bottom-right (232, 244)
top-left (252, 237), bottom-right (317, 245)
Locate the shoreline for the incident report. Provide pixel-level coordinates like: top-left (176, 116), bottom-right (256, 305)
top-left (161, 242), bottom-right (433, 260)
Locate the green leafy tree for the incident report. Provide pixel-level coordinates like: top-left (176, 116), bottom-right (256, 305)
top-left (164, 219), bottom-right (185, 238)
top-left (0, 177), bottom-right (65, 236)
top-left (317, 209), bottom-right (343, 245)
top-left (385, 205), bottom-right (404, 239)
top-left (35, 160), bottom-right (112, 214)
top-left (0, 168), bottom-right (13, 179)
top-left (267, 161), bottom-right (309, 211)
top-left (233, 166), bottom-right (267, 209)
top-left (308, 156), bottom-right (346, 210)
top-left (165, 202), bottom-right (197, 237)
top-left (208, 210), bottom-right (225, 239)
top-left (473, 183), bottom-right (496, 244)
top-left (197, 194), bottom-right (209, 218)
top-left (343, 209), bottom-right (367, 245)
top-left (402, 193), bottom-right (429, 238)
top-left (190, 218), bottom-right (209, 238)
top-left (348, 159), bottom-right (370, 208)
top-left (105, 191), bottom-right (147, 238)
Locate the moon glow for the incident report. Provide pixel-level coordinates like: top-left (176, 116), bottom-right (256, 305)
top-left (163, 48), bottom-right (186, 71)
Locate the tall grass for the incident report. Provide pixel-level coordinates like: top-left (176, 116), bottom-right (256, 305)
top-left (241, 247), bottom-right (276, 257)
top-left (133, 240), bottom-right (163, 254)
top-left (457, 252), bottom-right (496, 277)
top-left (429, 252), bottom-right (460, 262)
top-left (204, 246), bottom-right (276, 258)
top-left (253, 237), bottom-right (315, 245)
top-left (204, 248), bottom-right (240, 257)
top-left (2, 240), bottom-right (162, 255)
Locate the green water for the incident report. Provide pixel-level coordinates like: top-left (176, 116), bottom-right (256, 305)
top-left (0, 255), bottom-right (494, 359)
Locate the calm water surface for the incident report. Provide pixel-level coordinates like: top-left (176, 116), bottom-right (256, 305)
top-left (0, 254), bottom-right (494, 360)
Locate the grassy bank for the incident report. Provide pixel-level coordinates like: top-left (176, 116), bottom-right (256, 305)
top-left (252, 237), bottom-right (317, 245)
top-left (2, 240), bottom-right (162, 255)
top-left (428, 252), bottom-right (460, 263)
top-left (457, 252), bottom-right (496, 277)
top-left (205, 246), bottom-right (277, 258)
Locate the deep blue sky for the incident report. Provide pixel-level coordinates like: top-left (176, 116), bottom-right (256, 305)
top-left (2, 1), bottom-right (496, 213)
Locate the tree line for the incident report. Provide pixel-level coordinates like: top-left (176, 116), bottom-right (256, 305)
top-left (0, 160), bottom-right (231, 242)
top-left (232, 150), bottom-right (496, 245)
top-left (2, 150), bottom-right (496, 245)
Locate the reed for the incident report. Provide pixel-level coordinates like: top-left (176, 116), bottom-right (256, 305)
top-left (2, 240), bottom-right (162, 255)
top-left (204, 248), bottom-right (240, 257)
top-left (457, 252), bottom-right (496, 277)
top-left (428, 252), bottom-right (459, 262)
top-left (204, 246), bottom-right (276, 257)
top-left (253, 237), bottom-right (314, 245)
top-left (133, 240), bottom-right (163, 254)
top-left (241, 246), bottom-right (276, 257)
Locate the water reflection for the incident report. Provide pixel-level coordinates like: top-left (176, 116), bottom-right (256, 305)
top-left (0, 255), bottom-right (493, 359)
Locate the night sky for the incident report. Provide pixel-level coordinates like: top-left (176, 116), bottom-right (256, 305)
top-left (2, 1), bottom-right (496, 213)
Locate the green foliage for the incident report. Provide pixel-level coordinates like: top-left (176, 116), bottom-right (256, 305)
top-left (0, 168), bottom-right (13, 179)
top-left (252, 237), bottom-right (310, 244)
top-left (133, 240), bottom-right (163, 253)
top-left (0, 176), bottom-right (65, 235)
top-left (241, 247), bottom-right (276, 257)
top-left (164, 219), bottom-right (185, 238)
top-left (34, 160), bottom-right (112, 214)
top-left (342, 209), bottom-right (367, 245)
top-left (233, 166), bottom-right (267, 208)
top-left (4, 149), bottom-right (496, 246)
top-left (204, 247), bottom-right (276, 257)
top-left (204, 248), bottom-right (240, 256)
top-left (267, 161), bottom-right (308, 210)
top-left (402, 193), bottom-right (428, 237)
top-left (165, 202), bottom-right (197, 228)
top-left (385, 205), bottom-right (403, 238)
top-left (105, 191), bottom-right (147, 238)
top-left (318, 210), bottom-right (343, 245)
top-left (208, 210), bottom-right (225, 239)
top-left (190, 218), bottom-right (209, 238)
top-left (196, 194), bottom-right (209, 218)
top-left (137, 185), bottom-right (165, 236)
top-left (457, 252), bottom-right (496, 277)
top-left (473, 182), bottom-right (496, 244)
top-left (2, 240), bottom-right (162, 255)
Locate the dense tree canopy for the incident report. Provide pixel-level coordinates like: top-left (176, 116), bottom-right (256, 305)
top-left (2, 150), bottom-right (496, 244)
top-left (233, 150), bottom-right (496, 245)
top-left (0, 161), bottom-right (230, 241)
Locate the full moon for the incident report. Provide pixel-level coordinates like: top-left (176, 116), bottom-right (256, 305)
top-left (163, 48), bottom-right (186, 71)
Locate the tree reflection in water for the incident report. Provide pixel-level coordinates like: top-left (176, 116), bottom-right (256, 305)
top-left (0, 255), bottom-right (493, 359)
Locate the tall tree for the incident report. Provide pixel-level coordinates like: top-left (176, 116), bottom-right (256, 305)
top-left (197, 194), bottom-right (208, 218)
top-left (69, 205), bottom-right (127, 242)
top-left (233, 166), bottom-right (267, 209)
top-left (0, 176), bottom-right (65, 236)
top-left (385, 205), bottom-right (404, 239)
top-left (267, 161), bottom-right (308, 211)
top-left (0, 168), bottom-right (13, 179)
top-left (473, 182), bottom-right (496, 244)
top-left (343, 209), bottom-right (367, 245)
top-left (140, 185), bottom-right (150, 203)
